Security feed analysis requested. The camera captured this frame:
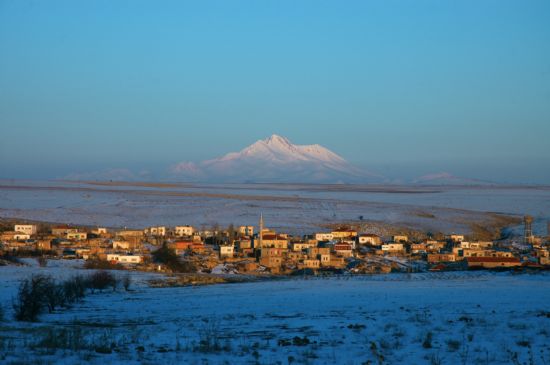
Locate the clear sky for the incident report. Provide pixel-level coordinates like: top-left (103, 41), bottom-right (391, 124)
top-left (1, 0), bottom-right (549, 183)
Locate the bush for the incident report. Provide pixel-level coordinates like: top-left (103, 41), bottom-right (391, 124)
top-left (13, 274), bottom-right (52, 321)
top-left (152, 244), bottom-right (196, 273)
top-left (122, 274), bottom-right (131, 291)
top-left (37, 256), bottom-right (48, 267)
top-left (89, 271), bottom-right (117, 293)
top-left (422, 332), bottom-right (433, 349)
top-left (12, 272), bottom-right (121, 322)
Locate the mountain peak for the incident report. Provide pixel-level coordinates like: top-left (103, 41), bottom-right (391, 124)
top-left (172, 135), bottom-right (381, 183)
top-left (264, 134), bottom-right (291, 145)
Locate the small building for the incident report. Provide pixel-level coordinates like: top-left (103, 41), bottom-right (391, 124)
top-left (175, 225), bottom-right (194, 237)
top-left (259, 256), bottom-right (282, 271)
top-left (146, 226), bottom-right (166, 236)
top-left (14, 224), bottom-right (37, 236)
top-left (410, 243), bottom-right (427, 254)
top-left (315, 232), bottom-right (334, 241)
top-left (92, 227), bottom-right (108, 235)
top-left (220, 245), bottom-right (234, 258)
top-left (117, 230), bottom-right (144, 239)
top-left (331, 228), bottom-right (358, 239)
top-left (358, 234), bottom-right (381, 245)
top-left (302, 259), bottom-right (320, 269)
top-left (107, 254), bottom-right (143, 264)
top-left (36, 239), bottom-right (52, 250)
top-left (291, 242), bottom-right (312, 252)
top-left (428, 253), bottom-right (456, 263)
top-left (52, 225), bottom-right (78, 236)
top-left (172, 241), bottom-right (205, 254)
top-left (67, 232), bottom-right (87, 240)
top-left (333, 243), bottom-right (353, 257)
top-left (260, 234), bottom-right (288, 249)
top-left (447, 234), bottom-right (465, 242)
top-left (1, 231), bottom-right (30, 241)
top-left (392, 235), bottom-right (408, 243)
top-left (466, 256), bottom-right (521, 269)
top-left (238, 226), bottom-right (254, 236)
top-left (381, 243), bottom-right (404, 253)
top-left (113, 240), bottom-right (131, 250)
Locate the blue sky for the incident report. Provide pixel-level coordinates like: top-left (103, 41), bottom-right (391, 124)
top-left (1, 0), bottom-right (549, 183)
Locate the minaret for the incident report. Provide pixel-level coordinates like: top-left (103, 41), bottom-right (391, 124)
top-left (524, 215), bottom-right (533, 244)
top-left (258, 213), bottom-right (264, 249)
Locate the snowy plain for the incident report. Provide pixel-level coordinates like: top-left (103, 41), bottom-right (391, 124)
top-left (1, 180), bottom-right (549, 235)
top-left (0, 261), bottom-right (549, 365)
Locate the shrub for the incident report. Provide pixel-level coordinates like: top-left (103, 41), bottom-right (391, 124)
top-left (422, 332), bottom-right (433, 349)
top-left (89, 271), bottom-right (117, 293)
top-left (152, 244), bottom-right (196, 273)
top-left (123, 274), bottom-right (131, 291)
top-left (13, 274), bottom-right (52, 321)
top-left (36, 256), bottom-right (48, 267)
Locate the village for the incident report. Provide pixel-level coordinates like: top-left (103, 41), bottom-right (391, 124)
top-left (1, 215), bottom-right (549, 276)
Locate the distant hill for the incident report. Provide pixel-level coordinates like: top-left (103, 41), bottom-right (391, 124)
top-left (171, 134), bottom-right (382, 183)
top-left (411, 172), bottom-right (495, 186)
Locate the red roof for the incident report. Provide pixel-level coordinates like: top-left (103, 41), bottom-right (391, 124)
top-left (467, 257), bottom-right (519, 263)
top-left (334, 244), bottom-right (352, 250)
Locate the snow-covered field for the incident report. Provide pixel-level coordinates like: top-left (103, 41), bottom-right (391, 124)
top-left (2, 180), bottom-right (549, 234)
top-left (1, 261), bottom-right (549, 364)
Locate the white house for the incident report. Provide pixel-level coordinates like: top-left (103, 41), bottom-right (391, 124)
top-left (92, 227), bottom-right (108, 235)
top-left (175, 225), bottom-right (194, 237)
top-left (107, 254), bottom-right (142, 264)
top-left (146, 226), bottom-right (166, 236)
top-left (358, 234), bottom-right (381, 245)
top-left (220, 245), bottom-right (234, 258)
top-left (112, 240), bottom-right (131, 250)
top-left (14, 224), bottom-right (37, 236)
top-left (238, 226), bottom-right (254, 236)
top-left (315, 233), bottom-right (334, 241)
top-left (381, 243), bottom-right (404, 252)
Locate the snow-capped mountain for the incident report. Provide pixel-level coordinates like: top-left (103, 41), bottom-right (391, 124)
top-left (172, 134), bottom-right (380, 183)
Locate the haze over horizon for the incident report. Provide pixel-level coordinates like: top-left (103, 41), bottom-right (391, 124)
top-left (1, 1), bottom-right (549, 184)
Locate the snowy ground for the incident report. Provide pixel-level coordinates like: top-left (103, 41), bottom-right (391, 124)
top-left (2, 180), bottom-right (549, 234)
top-left (1, 261), bottom-right (549, 364)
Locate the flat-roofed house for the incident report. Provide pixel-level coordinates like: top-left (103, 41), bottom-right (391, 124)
top-left (381, 243), bottom-right (404, 253)
top-left (392, 235), bottom-right (408, 243)
top-left (358, 234), bottom-right (381, 245)
top-left (14, 224), bottom-right (37, 236)
top-left (333, 243), bottom-right (353, 257)
top-left (315, 232), bottom-right (334, 241)
top-left (1, 231), bottom-right (30, 241)
top-left (67, 232), bottom-right (87, 240)
top-left (107, 254), bottom-right (143, 264)
top-left (146, 226), bottom-right (166, 236)
top-left (175, 225), bottom-right (194, 237)
top-left (260, 234), bottom-right (288, 249)
top-left (238, 226), bottom-right (254, 236)
top-left (331, 228), bottom-right (357, 239)
top-left (220, 245), bottom-right (234, 258)
top-left (466, 256), bottom-right (521, 269)
top-left (52, 225), bottom-right (77, 236)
